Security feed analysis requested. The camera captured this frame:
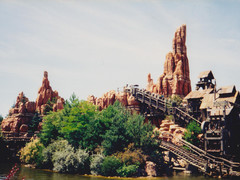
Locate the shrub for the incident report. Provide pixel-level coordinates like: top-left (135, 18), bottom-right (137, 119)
top-left (75, 148), bottom-right (90, 173)
top-left (90, 153), bottom-right (105, 175)
top-left (42, 140), bottom-right (89, 174)
top-left (117, 164), bottom-right (139, 177)
top-left (52, 145), bottom-right (78, 173)
top-left (19, 138), bottom-right (44, 167)
top-left (184, 121), bottom-right (201, 146)
top-left (115, 144), bottom-right (146, 167)
top-left (41, 140), bottom-right (70, 169)
top-left (100, 156), bottom-right (122, 176)
top-left (53, 148), bottom-right (89, 174)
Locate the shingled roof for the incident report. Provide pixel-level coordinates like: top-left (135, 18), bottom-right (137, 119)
top-left (198, 70), bottom-right (214, 79)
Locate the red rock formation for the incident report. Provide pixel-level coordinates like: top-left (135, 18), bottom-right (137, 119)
top-left (1, 71), bottom-right (64, 133)
top-left (1, 92), bottom-right (35, 133)
top-left (53, 98), bottom-right (65, 112)
top-left (147, 24), bottom-right (191, 96)
top-left (19, 124), bottom-right (28, 132)
top-left (88, 90), bottom-right (139, 111)
top-left (36, 71), bottom-right (64, 114)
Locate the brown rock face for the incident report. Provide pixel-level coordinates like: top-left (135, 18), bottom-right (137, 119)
top-left (19, 124), bottom-right (29, 132)
top-left (25, 101), bottom-right (36, 113)
top-left (155, 119), bottom-right (187, 146)
top-left (88, 90), bottom-right (139, 111)
top-left (36, 71), bottom-right (64, 114)
top-left (1, 71), bottom-right (64, 133)
top-left (147, 24), bottom-right (191, 96)
top-left (53, 98), bottom-right (65, 112)
top-left (1, 92), bottom-right (36, 133)
top-left (145, 161), bottom-right (157, 177)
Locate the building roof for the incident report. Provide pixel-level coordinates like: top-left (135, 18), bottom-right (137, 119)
top-left (218, 85), bottom-right (236, 95)
top-left (184, 88), bottom-right (213, 100)
top-left (200, 90), bottom-right (239, 116)
top-left (198, 70), bottom-right (214, 79)
top-left (200, 93), bottom-right (215, 109)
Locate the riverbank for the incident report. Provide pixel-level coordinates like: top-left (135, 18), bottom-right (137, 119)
top-left (0, 162), bottom-right (211, 180)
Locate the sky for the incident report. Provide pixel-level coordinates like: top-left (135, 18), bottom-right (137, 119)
top-left (0, 0), bottom-right (240, 117)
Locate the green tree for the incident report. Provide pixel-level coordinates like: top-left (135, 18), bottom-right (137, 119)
top-left (39, 111), bottom-right (62, 146)
top-left (29, 112), bottom-right (42, 133)
top-left (102, 102), bottom-right (131, 155)
top-left (184, 121), bottom-right (202, 146)
top-left (60, 100), bottom-right (97, 148)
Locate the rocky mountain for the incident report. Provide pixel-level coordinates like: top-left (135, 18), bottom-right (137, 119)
top-left (146, 24), bottom-right (191, 96)
top-left (1, 71), bottom-right (64, 133)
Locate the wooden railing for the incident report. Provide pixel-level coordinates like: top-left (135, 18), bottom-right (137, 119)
top-left (1, 131), bottom-right (39, 142)
top-left (159, 132), bottom-right (240, 176)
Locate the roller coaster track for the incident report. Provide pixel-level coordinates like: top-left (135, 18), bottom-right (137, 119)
top-left (125, 86), bottom-right (201, 124)
top-left (159, 132), bottom-right (240, 176)
top-left (125, 85), bottom-right (240, 176)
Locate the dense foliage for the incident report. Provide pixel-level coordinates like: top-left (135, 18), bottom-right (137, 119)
top-left (184, 121), bottom-right (202, 146)
top-left (19, 138), bottom-right (44, 167)
top-left (20, 94), bottom-right (162, 177)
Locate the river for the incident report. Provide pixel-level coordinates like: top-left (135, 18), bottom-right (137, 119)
top-left (0, 162), bottom-right (213, 180)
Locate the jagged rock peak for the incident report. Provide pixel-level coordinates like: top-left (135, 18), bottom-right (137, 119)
top-left (36, 71), bottom-right (64, 114)
top-left (172, 24), bottom-right (187, 55)
top-left (146, 24), bottom-right (191, 96)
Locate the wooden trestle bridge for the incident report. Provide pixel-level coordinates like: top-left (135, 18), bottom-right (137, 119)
top-left (125, 85), bottom-right (240, 177)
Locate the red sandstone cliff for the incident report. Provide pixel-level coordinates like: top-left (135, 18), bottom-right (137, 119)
top-left (36, 71), bottom-right (64, 115)
top-left (147, 24), bottom-right (191, 96)
top-left (1, 71), bottom-right (64, 133)
top-left (87, 90), bottom-right (139, 112)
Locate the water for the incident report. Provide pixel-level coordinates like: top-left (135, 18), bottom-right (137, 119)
top-left (0, 162), bottom-right (211, 180)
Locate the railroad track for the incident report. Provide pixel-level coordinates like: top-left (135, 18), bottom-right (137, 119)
top-left (125, 85), bottom-right (240, 176)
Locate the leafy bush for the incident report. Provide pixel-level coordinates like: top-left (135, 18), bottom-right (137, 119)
top-left (100, 156), bottom-right (122, 176)
top-left (19, 138), bottom-right (44, 167)
top-left (41, 140), bottom-right (89, 173)
top-left (41, 140), bottom-right (70, 169)
top-left (117, 164), bottom-right (139, 177)
top-left (52, 146), bottom-right (89, 174)
top-left (115, 144), bottom-right (146, 167)
top-left (184, 121), bottom-right (201, 146)
top-left (90, 153), bottom-right (105, 175)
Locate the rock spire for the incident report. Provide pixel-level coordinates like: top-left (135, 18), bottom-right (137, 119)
top-left (1, 71), bottom-right (65, 133)
top-left (36, 71), bottom-right (64, 114)
top-left (146, 24), bottom-right (191, 96)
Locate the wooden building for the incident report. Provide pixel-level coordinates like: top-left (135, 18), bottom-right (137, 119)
top-left (184, 71), bottom-right (240, 159)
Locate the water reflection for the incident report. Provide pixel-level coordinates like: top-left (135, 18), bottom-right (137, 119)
top-left (0, 162), bottom-right (210, 180)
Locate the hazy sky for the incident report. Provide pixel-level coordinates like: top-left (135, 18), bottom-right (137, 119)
top-left (1, 0), bottom-right (240, 117)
